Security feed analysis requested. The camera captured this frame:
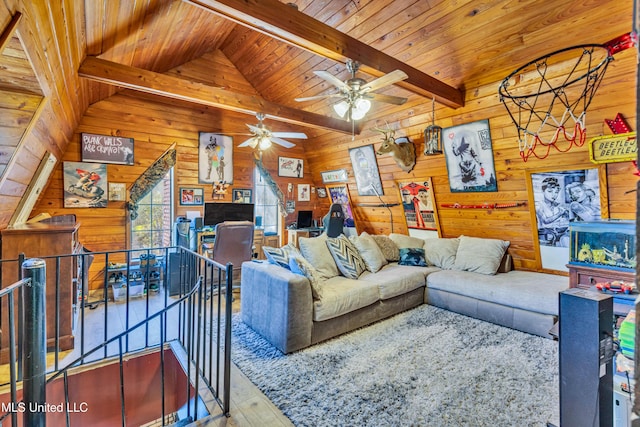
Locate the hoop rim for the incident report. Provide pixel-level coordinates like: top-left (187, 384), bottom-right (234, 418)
top-left (498, 44), bottom-right (611, 99)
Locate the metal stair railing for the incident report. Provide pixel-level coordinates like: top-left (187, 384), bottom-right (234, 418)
top-left (0, 246), bottom-right (233, 426)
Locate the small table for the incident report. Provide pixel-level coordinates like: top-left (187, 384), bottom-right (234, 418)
top-left (589, 286), bottom-right (637, 317)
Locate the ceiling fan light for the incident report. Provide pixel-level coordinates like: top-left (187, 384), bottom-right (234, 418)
top-left (333, 100), bottom-right (350, 118)
top-left (351, 99), bottom-right (371, 120)
top-left (258, 136), bottom-right (272, 150)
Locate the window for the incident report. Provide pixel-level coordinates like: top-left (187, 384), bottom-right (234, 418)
top-left (131, 169), bottom-right (173, 250)
top-left (254, 167), bottom-right (279, 235)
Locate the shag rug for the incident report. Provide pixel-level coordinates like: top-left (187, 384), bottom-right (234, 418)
top-left (231, 305), bottom-right (559, 427)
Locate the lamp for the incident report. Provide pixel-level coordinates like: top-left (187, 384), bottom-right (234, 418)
top-left (423, 98), bottom-right (443, 155)
top-left (258, 136), bottom-right (272, 150)
top-left (333, 100), bottom-right (350, 118)
top-left (333, 97), bottom-right (371, 121)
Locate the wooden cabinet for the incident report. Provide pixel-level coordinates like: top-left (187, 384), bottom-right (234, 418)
top-left (1, 222), bottom-right (81, 354)
top-left (567, 263), bottom-right (635, 290)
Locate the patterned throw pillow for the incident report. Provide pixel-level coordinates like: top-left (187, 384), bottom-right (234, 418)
top-left (398, 247), bottom-right (428, 267)
top-left (326, 235), bottom-right (366, 279)
top-left (289, 255), bottom-right (324, 300)
top-left (263, 244), bottom-right (302, 269)
top-left (371, 235), bottom-right (400, 262)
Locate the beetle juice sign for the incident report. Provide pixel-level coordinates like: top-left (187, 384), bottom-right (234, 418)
top-left (81, 133), bottom-right (135, 165)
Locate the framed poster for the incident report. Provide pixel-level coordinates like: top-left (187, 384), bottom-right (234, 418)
top-left (298, 184), bottom-right (310, 201)
top-left (526, 165), bottom-right (608, 272)
top-left (442, 119), bottom-right (497, 192)
top-left (81, 133), bottom-right (134, 165)
top-left (179, 187), bottom-right (204, 205)
top-left (317, 187), bottom-right (327, 198)
top-left (397, 178), bottom-right (440, 234)
top-left (233, 188), bottom-right (253, 204)
top-left (321, 169), bottom-right (348, 183)
top-left (198, 133), bottom-right (233, 183)
top-left (108, 182), bottom-right (127, 201)
top-left (326, 184), bottom-right (356, 229)
top-left (63, 161), bottom-right (108, 208)
top-left (349, 145), bottom-right (383, 196)
top-left (278, 157), bottom-right (304, 178)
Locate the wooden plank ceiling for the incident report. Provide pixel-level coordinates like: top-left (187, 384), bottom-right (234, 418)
top-left (79, 0), bottom-right (632, 140)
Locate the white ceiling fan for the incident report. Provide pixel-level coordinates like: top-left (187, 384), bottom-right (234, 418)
top-left (237, 113), bottom-right (308, 150)
top-left (295, 59), bottom-right (409, 121)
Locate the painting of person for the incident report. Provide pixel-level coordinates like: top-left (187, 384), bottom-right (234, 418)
top-left (565, 182), bottom-right (600, 222)
top-left (535, 177), bottom-right (570, 247)
top-left (199, 133), bottom-right (233, 184)
top-left (349, 145), bottom-right (383, 196)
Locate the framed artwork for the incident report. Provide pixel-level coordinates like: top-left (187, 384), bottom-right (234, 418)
top-left (108, 182), bottom-right (127, 201)
top-left (349, 145), bottom-right (383, 196)
top-left (198, 133), bottom-right (233, 184)
top-left (63, 161), bottom-right (108, 208)
top-left (278, 157), bottom-right (304, 178)
top-left (317, 187), bottom-right (328, 198)
top-left (326, 184), bottom-right (356, 229)
top-left (179, 187), bottom-right (204, 205)
top-left (298, 184), bottom-right (310, 201)
top-left (397, 178), bottom-right (440, 234)
top-left (442, 119), bottom-right (497, 192)
top-left (233, 188), bottom-right (252, 204)
top-left (321, 169), bottom-right (349, 183)
top-left (81, 133), bottom-right (134, 165)
top-left (526, 165), bottom-right (608, 272)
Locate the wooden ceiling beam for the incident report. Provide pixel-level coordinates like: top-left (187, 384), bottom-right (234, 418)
top-left (78, 56), bottom-right (356, 134)
top-left (184, 0), bottom-right (464, 109)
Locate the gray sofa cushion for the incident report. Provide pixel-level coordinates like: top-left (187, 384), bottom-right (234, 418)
top-left (313, 276), bottom-right (380, 322)
top-left (359, 263), bottom-right (435, 300)
top-left (426, 270), bottom-right (568, 315)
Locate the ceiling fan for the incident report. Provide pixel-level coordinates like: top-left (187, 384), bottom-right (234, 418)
top-left (295, 59), bottom-right (409, 121)
top-left (237, 113), bottom-right (308, 150)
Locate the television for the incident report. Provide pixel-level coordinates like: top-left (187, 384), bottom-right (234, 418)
top-left (296, 210), bottom-right (313, 229)
top-left (203, 202), bottom-right (254, 227)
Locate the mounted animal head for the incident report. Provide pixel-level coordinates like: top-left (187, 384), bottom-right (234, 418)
top-left (374, 127), bottom-right (416, 173)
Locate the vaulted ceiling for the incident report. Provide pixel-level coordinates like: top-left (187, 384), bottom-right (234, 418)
top-left (0, 0), bottom-right (634, 227)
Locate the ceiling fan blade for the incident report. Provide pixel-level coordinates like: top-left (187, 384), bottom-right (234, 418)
top-left (237, 137), bottom-right (258, 148)
top-left (361, 70), bottom-right (408, 92)
top-left (246, 124), bottom-right (262, 133)
top-left (271, 132), bottom-right (308, 139)
top-left (314, 70), bottom-right (350, 91)
top-left (366, 92), bottom-right (408, 105)
top-left (295, 93), bottom-right (341, 102)
top-left (270, 137), bottom-right (296, 148)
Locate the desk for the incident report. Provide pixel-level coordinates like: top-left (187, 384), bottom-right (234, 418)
top-left (287, 227), bottom-right (324, 247)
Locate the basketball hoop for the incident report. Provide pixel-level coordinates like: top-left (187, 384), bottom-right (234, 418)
top-left (498, 33), bottom-right (636, 162)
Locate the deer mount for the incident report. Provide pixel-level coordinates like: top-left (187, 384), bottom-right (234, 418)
top-left (374, 127), bottom-right (416, 173)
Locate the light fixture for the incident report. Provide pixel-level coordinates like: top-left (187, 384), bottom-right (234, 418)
top-left (352, 99), bottom-right (371, 120)
top-left (333, 100), bottom-right (350, 118)
top-left (333, 97), bottom-right (371, 121)
top-left (423, 98), bottom-right (443, 155)
top-left (258, 136), bottom-right (272, 150)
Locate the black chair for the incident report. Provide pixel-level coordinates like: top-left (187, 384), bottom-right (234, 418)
top-left (324, 203), bottom-right (345, 238)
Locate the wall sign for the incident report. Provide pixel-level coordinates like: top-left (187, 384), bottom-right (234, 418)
top-left (588, 132), bottom-right (637, 164)
top-left (81, 133), bottom-right (134, 165)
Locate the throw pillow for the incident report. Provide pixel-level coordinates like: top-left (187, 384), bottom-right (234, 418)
top-left (298, 233), bottom-right (340, 279)
top-left (263, 244), bottom-right (302, 269)
top-left (398, 247), bottom-right (428, 267)
top-left (423, 238), bottom-right (460, 269)
top-left (453, 235), bottom-right (510, 275)
top-left (389, 233), bottom-right (425, 249)
top-left (289, 255), bottom-right (324, 300)
top-left (350, 232), bottom-right (388, 273)
top-left (371, 235), bottom-right (400, 262)
top-left (326, 235), bottom-right (366, 279)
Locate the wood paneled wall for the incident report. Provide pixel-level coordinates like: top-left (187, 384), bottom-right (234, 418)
top-left (305, 48), bottom-right (638, 272)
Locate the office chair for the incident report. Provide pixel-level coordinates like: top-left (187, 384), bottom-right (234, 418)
top-left (209, 220), bottom-right (255, 295)
top-left (324, 203), bottom-right (345, 238)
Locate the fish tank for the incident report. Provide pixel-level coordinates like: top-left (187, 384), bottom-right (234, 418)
top-left (569, 220), bottom-right (636, 271)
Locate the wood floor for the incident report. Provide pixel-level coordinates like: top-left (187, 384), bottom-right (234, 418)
top-left (11, 287), bottom-right (294, 427)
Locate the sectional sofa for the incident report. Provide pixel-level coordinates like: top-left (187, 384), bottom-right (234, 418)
top-left (240, 232), bottom-right (569, 354)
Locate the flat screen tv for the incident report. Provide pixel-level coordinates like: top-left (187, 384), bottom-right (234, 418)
top-left (296, 210), bottom-right (313, 228)
top-left (204, 202), bottom-right (254, 227)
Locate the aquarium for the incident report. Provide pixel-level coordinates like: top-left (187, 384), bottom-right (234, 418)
top-left (569, 220), bottom-right (636, 270)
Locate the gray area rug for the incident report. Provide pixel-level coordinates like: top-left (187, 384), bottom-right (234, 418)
top-left (231, 305), bottom-right (559, 426)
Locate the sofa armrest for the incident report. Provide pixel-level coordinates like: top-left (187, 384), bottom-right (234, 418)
top-left (240, 260), bottom-right (313, 353)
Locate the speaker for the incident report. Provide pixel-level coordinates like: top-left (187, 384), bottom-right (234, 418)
top-left (559, 288), bottom-right (614, 427)
top-left (193, 217), bottom-right (203, 230)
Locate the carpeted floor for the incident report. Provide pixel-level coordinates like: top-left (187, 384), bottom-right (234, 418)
top-left (231, 305), bottom-right (559, 427)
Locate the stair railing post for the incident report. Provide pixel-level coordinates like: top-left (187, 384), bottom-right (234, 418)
top-left (22, 258), bottom-right (47, 427)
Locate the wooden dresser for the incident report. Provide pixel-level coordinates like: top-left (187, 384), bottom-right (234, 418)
top-left (1, 221), bottom-right (82, 354)
top-left (567, 263), bottom-right (635, 290)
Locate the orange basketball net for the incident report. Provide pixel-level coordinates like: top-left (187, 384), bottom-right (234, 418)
top-left (498, 33), bottom-right (636, 162)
